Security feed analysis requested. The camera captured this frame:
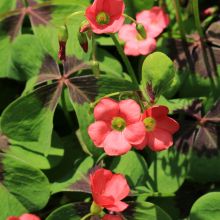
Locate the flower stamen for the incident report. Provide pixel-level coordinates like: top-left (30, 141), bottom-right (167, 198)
top-left (96, 11), bottom-right (110, 25)
top-left (143, 117), bottom-right (156, 132)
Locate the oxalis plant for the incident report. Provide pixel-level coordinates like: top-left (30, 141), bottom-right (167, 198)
top-left (0, 0), bottom-right (220, 219)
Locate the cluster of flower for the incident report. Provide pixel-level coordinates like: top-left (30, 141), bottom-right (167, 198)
top-left (85, 0), bottom-right (169, 56)
top-left (88, 98), bottom-right (179, 156)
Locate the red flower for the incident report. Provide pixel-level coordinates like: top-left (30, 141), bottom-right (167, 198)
top-left (88, 98), bottom-right (146, 156)
top-left (7, 214), bottom-right (40, 220)
top-left (134, 106), bottom-right (179, 151)
top-left (136, 7), bottom-right (170, 38)
top-left (102, 214), bottom-right (123, 220)
top-left (90, 168), bottom-right (130, 212)
top-left (118, 23), bottom-right (156, 56)
top-left (85, 0), bottom-right (125, 34)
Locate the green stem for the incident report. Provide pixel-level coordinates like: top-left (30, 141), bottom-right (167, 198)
top-left (95, 153), bottom-right (107, 165)
top-left (80, 213), bottom-right (93, 220)
top-left (192, 0), bottom-right (218, 87)
top-left (123, 13), bottom-right (138, 24)
top-left (153, 153), bottom-right (158, 191)
top-left (192, 0), bottom-right (204, 38)
top-left (142, 192), bottom-right (175, 197)
top-left (172, 0), bottom-right (194, 71)
top-left (90, 92), bottom-right (121, 108)
top-left (91, 33), bottom-right (100, 77)
top-left (111, 34), bottom-right (139, 87)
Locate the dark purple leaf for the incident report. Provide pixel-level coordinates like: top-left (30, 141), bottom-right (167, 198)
top-left (29, 4), bottom-right (53, 26)
top-left (205, 99), bottom-right (220, 122)
top-left (168, 35), bottom-right (220, 78)
top-left (37, 55), bottom-right (61, 84)
top-left (194, 123), bottom-right (220, 153)
top-left (16, 0), bottom-right (25, 8)
top-left (0, 0), bottom-right (53, 41)
top-left (64, 56), bottom-right (91, 78)
top-left (68, 165), bottom-right (101, 193)
top-left (1, 11), bottom-right (25, 40)
top-left (206, 21), bottom-right (220, 47)
top-left (67, 75), bottom-right (98, 104)
top-left (175, 100), bottom-right (220, 155)
top-left (69, 175), bottom-right (91, 194)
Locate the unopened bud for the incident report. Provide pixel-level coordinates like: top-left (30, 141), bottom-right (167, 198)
top-left (136, 23), bottom-right (147, 39)
top-left (58, 25), bottom-right (68, 42)
top-left (203, 6), bottom-right (218, 16)
top-left (80, 21), bottom-right (91, 33)
top-left (58, 41), bottom-right (66, 61)
top-left (78, 32), bottom-right (88, 53)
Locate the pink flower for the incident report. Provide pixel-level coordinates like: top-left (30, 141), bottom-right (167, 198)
top-left (134, 105), bottom-right (179, 151)
top-left (118, 24), bottom-right (156, 56)
top-left (88, 98), bottom-right (146, 156)
top-left (7, 214), bottom-right (40, 220)
top-left (90, 168), bottom-right (130, 212)
top-left (102, 214), bottom-right (123, 220)
top-left (85, 0), bottom-right (125, 34)
top-left (136, 6), bottom-right (170, 38)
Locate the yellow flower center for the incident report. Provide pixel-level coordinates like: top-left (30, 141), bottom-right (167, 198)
top-left (111, 117), bottom-right (126, 131)
top-left (96, 11), bottom-right (110, 25)
top-left (143, 117), bottom-right (156, 132)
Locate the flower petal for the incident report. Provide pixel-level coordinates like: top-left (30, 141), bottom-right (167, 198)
top-left (20, 214), bottom-right (41, 220)
top-left (124, 40), bottom-right (140, 56)
top-left (88, 121), bottom-right (110, 147)
top-left (133, 133), bottom-right (149, 150)
top-left (138, 38), bottom-right (156, 55)
top-left (118, 24), bottom-right (137, 42)
top-left (148, 128), bottom-right (173, 151)
top-left (145, 105), bottom-right (169, 119)
top-left (103, 174), bottom-right (130, 200)
top-left (90, 168), bottom-right (113, 196)
top-left (94, 98), bottom-right (119, 122)
top-left (106, 200), bottom-right (129, 212)
top-left (156, 117), bottom-right (180, 134)
top-left (123, 122), bottom-right (146, 145)
top-left (102, 130), bottom-right (132, 156)
top-left (119, 99), bottom-right (141, 124)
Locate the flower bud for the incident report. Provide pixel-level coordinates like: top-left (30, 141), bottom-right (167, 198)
top-left (58, 25), bottom-right (68, 42)
top-left (78, 32), bottom-right (88, 53)
top-left (58, 25), bottom-right (68, 61)
top-left (136, 23), bottom-right (146, 39)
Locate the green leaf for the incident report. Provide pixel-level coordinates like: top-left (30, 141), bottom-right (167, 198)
top-left (97, 47), bottom-right (124, 78)
top-left (1, 82), bottom-right (61, 154)
top-left (141, 52), bottom-right (175, 102)
top-left (0, 35), bottom-right (47, 81)
top-left (73, 103), bottom-right (103, 157)
top-left (124, 201), bottom-right (172, 220)
top-left (50, 156), bottom-right (94, 194)
top-left (46, 202), bottom-right (90, 220)
top-left (124, 0), bottom-right (154, 16)
top-left (5, 133), bottom-right (64, 170)
top-left (0, 153), bottom-right (50, 212)
top-left (190, 192), bottom-right (220, 220)
top-left (0, 184), bottom-right (27, 220)
top-left (110, 151), bottom-right (148, 188)
top-left (148, 149), bottom-right (188, 193)
top-left (188, 152), bottom-right (220, 183)
top-left (157, 96), bottom-right (198, 114)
